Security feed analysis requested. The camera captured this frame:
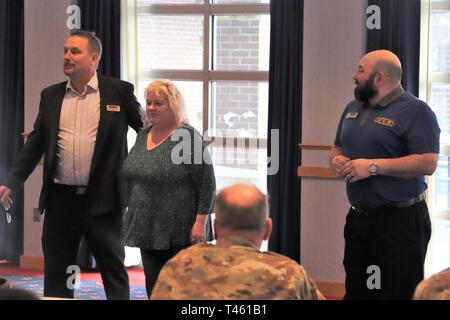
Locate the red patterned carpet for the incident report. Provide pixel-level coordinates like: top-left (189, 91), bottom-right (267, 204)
top-left (0, 260), bottom-right (147, 300)
top-left (0, 260), bottom-right (145, 285)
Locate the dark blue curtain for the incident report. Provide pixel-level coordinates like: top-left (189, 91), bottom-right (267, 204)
top-left (75, 0), bottom-right (122, 269)
top-left (267, 0), bottom-right (303, 262)
top-left (0, 0), bottom-right (24, 262)
top-left (77, 0), bottom-right (121, 78)
top-left (366, 0), bottom-right (421, 96)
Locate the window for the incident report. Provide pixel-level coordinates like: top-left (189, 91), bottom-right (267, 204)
top-left (121, 0), bottom-right (270, 192)
top-left (420, 0), bottom-right (450, 276)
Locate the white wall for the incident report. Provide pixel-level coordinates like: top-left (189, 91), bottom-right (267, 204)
top-left (23, 0), bottom-right (71, 258)
top-left (301, 0), bottom-right (366, 282)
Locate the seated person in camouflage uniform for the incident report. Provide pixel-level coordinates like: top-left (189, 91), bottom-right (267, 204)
top-left (151, 184), bottom-right (322, 300)
top-left (413, 268), bottom-right (450, 300)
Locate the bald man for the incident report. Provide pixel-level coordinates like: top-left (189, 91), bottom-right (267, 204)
top-left (150, 184), bottom-right (321, 300)
top-left (413, 268), bottom-right (450, 300)
top-left (330, 50), bottom-right (440, 300)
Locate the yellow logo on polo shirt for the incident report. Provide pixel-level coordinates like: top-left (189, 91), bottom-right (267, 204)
top-left (374, 117), bottom-right (395, 127)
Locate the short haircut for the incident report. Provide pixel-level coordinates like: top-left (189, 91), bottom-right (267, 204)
top-left (373, 59), bottom-right (402, 83)
top-left (70, 29), bottom-right (103, 61)
top-left (214, 184), bottom-right (268, 232)
top-left (144, 79), bottom-right (188, 127)
top-left (413, 268), bottom-right (450, 300)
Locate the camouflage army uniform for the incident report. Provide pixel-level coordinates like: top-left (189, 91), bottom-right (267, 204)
top-left (151, 235), bottom-right (319, 300)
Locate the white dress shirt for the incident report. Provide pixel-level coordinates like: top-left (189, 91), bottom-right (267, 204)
top-left (54, 73), bottom-right (100, 186)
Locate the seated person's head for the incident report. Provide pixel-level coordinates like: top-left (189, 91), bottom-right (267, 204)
top-left (151, 184), bottom-right (323, 300)
top-left (214, 184), bottom-right (272, 247)
top-left (0, 287), bottom-right (39, 300)
top-left (413, 268), bottom-right (450, 300)
top-left (0, 277), bottom-right (39, 300)
top-left (0, 277), bottom-right (12, 288)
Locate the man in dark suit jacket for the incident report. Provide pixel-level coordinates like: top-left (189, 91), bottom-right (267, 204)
top-left (0, 30), bottom-right (143, 299)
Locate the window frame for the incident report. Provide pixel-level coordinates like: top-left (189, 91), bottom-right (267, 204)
top-left (420, 0), bottom-right (450, 276)
top-left (122, 0), bottom-right (270, 148)
top-left (420, 0), bottom-right (450, 220)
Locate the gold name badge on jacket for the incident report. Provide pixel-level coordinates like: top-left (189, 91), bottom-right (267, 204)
top-left (106, 105), bottom-right (121, 112)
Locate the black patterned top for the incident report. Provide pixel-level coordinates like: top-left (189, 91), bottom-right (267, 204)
top-left (121, 124), bottom-right (216, 250)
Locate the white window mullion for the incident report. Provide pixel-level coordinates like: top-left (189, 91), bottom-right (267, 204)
top-left (431, 1), bottom-right (450, 10)
top-left (121, 0), bottom-right (139, 87)
top-left (204, 2), bottom-right (211, 135)
top-left (432, 74), bottom-right (450, 82)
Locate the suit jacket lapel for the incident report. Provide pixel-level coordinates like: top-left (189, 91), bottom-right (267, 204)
top-left (89, 75), bottom-right (116, 179)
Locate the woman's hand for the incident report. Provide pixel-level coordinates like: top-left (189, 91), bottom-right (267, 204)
top-left (190, 214), bottom-right (207, 243)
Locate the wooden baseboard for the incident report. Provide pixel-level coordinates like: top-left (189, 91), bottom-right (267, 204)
top-left (298, 166), bottom-right (339, 179)
top-left (315, 281), bottom-right (345, 298)
top-left (20, 255), bottom-right (44, 270)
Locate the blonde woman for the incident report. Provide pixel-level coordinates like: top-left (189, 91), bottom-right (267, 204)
top-left (121, 80), bottom-right (215, 298)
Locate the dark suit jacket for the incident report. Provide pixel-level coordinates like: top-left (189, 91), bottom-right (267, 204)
top-left (5, 75), bottom-right (143, 215)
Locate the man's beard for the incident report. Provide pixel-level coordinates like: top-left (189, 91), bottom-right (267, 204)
top-left (354, 74), bottom-right (378, 103)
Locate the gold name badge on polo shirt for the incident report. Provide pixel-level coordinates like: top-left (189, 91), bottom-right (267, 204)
top-left (345, 112), bottom-right (359, 119)
top-left (106, 105), bottom-right (121, 112)
top-left (374, 117), bottom-right (395, 127)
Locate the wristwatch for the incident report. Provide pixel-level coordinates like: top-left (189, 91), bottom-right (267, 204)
top-left (369, 160), bottom-right (378, 176)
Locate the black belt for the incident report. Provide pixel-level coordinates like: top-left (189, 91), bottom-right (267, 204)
top-left (351, 192), bottom-right (425, 214)
top-left (53, 184), bottom-right (88, 195)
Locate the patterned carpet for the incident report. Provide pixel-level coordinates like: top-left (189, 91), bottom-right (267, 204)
top-left (2, 274), bottom-right (147, 300)
top-left (0, 261), bottom-right (148, 300)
